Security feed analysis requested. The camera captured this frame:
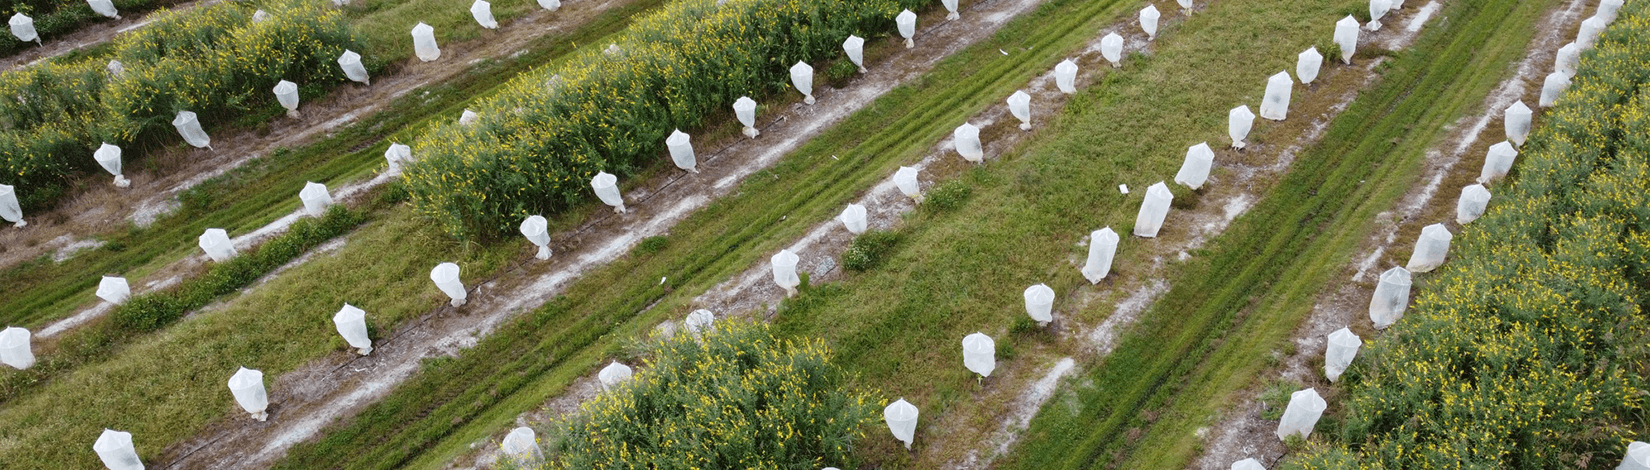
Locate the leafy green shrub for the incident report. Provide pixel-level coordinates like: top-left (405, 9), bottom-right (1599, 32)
top-left (824, 58), bottom-right (858, 88)
top-left (924, 179), bottom-right (972, 212)
top-left (841, 229), bottom-right (900, 271)
top-left (545, 322), bottom-right (879, 469)
top-left (632, 235), bottom-right (669, 256)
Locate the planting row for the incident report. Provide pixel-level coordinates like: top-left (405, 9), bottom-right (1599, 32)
top-left (1, 0), bottom-right (185, 58)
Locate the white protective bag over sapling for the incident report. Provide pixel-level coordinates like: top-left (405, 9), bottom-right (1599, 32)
top-left (843, 35), bottom-right (867, 73)
top-left (253, 9), bottom-right (269, 22)
top-left (471, 0), bottom-right (498, 29)
top-left (1505, 101), bottom-right (1532, 146)
top-left (734, 96), bottom-right (760, 138)
top-left (339, 50), bottom-right (370, 85)
top-left (538, 0), bottom-right (560, 11)
top-left (1007, 91), bottom-right (1032, 129)
top-left (1598, 0), bottom-right (1624, 22)
top-left (1276, 388), bottom-right (1327, 441)
top-left (1366, 0), bottom-right (1390, 31)
top-left (962, 332), bottom-right (995, 378)
top-left (1024, 284), bottom-right (1055, 325)
top-left (430, 262), bottom-right (467, 307)
top-left (228, 367), bottom-right (269, 420)
top-left (300, 181), bottom-right (333, 217)
top-left (94, 429), bottom-right (144, 470)
top-left (884, 398), bottom-right (919, 449)
top-left (107, 59), bottom-right (124, 77)
top-left (598, 361), bottom-right (632, 390)
top-left (1231, 459), bottom-right (1265, 470)
top-left (666, 129), bottom-right (697, 173)
top-left (520, 215), bottom-right (552, 259)
top-left (1174, 142), bottom-right (1215, 190)
top-left (895, 166), bottom-right (923, 203)
top-left (1405, 223), bottom-right (1453, 273)
top-left (1134, 182), bottom-right (1173, 238)
top-left (89, 0), bottom-right (120, 18)
top-left (1456, 184), bottom-right (1491, 224)
top-left (411, 22), bottom-right (440, 61)
top-left (1100, 33), bottom-right (1124, 67)
top-left (97, 276), bottom-right (130, 305)
top-left (1139, 5), bottom-right (1160, 40)
top-left (1297, 47), bottom-right (1323, 84)
top-left (1178, 0), bottom-right (1194, 14)
top-left (1334, 16), bottom-right (1360, 64)
top-left (1577, 16), bottom-right (1607, 48)
top-left (198, 228), bottom-right (237, 262)
top-left (1083, 227), bottom-right (1119, 283)
top-left (459, 109), bottom-right (478, 126)
top-left (10, 14), bottom-right (38, 44)
top-left (897, 10), bottom-right (917, 48)
top-left (684, 309), bottom-right (715, 336)
top-left (1229, 105), bottom-right (1255, 148)
top-left (1369, 267), bottom-right (1411, 329)
top-left (1620, 442), bottom-right (1650, 470)
top-left (0, 327), bottom-right (34, 370)
top-left (94, 143), bottom-right (130, 187)
top-left (771, 249), bottom-right (801, 297)
top-left (0, 184), bottom-right (22, 227)
top-left (173, 111), bottom-right (212, 149)
top-left (1055, 59), bottom-right (1079, 93)
top-left (333, 304), bottom-right (373, 355)
top-left (1540, 72), bottom-right (1571, 107)
top-left (385, 143), bottom-right (411, 174)
top-left (791, 62), bottom-right (815, 104)
top-left (839, 203), bottom-right (868, 234)
top-left (1479, 141), bottom-right (1519, 182)
top-left (942, 0), bottom-right (959, 20)
top-left (953, 123), bottom-right (983, 162)
top-left (274, 80), bottom-right (300, 117)
top-left (1555, 42), bottom-right (1581, 77)
top-left (1324, 327), bottom-right (1362, 382)
top-left (501, 427), bottom-right (545, 464)
top-left (591, 171), bottom-right (626, 213)
top-left (1260, 72), bottom-right (1293, 121)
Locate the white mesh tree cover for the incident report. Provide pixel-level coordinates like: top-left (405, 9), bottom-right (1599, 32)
top-left (385, 143), bottom-right (411, 174)
top-left (1260, 71), bottom-right (1293, 121)
top-left (471, 0), bottom-right (498, 29)
top-left (430, 262), bottom-right (467, 306)
top-left (501, 427), bottom-right (545, 464)
top-left (1231, 458), bottom-right (1265, 470)
top-left (666, 129), bottom-right (698, 173)
top-left (1174, 142), bottom-right (1215, 190)
top-left (107, 59), bottom-right (124, 77)
top-left (598, 361), bottom-right (632, 391)
top-left (88, 0), bottom-right (120, 18)
top-left (1229, 105), bottom-right (1255, 149)
top-left (0, 184), bottom-right (22, 227)
top-left (0, 327), bottom-right (33, 370)
top-left (459, 109), bottom-right (478, 126)
top-left (1405, 223), bottom-right (1453, 273)
top-left (97, 276), bottom-right (130, 305)
top-left (592, 172), bottom-right (626, 213)
top-left (1554, 43), bottom-right (1580, 77)
top-left (734, 96), bottom-right (760, 138)
top-left (1083, 227), bottom-right (1119, 283)
top-left (1007, 91), bottom-right (1032, 130)
top-left (95, 143), bottom-right (130, 187)
top-left (1598, 0), bottom-right (1624, 22)
top-left (1369, 266), bottom-right (1411, 329)
top-left (1577, 16), bottom-right (1608, 49)
top-left (1140, 5), bottom-right (1161, 39)
top-left (412, 22), bottom-right (440, 61)
top-left (173, 111), bottom-right (212, 149)
top-left (771, 249), bottom-right (801, 297)
top-left (943, 0), bottom-right (960, 20)
top-left (228, 367), bottom-right (269, 420)
top-left (962, 332), bottom-right (995, 378)
top-left (1100, 33), bottom-right (1124, 67)
top-left (1024, 284), bottom-right (1055, 325)
top-left (1324, 327), bottom-right (1362, 382)
top-left (839, 203), bottom-right (868, 234)
top-left (1540, 72), bottom-right (1571, 107)
top-left (843, 35), bottom-right (867, 73)
top-left (1504, 101), bottom-right (1532, 146)
top-left (300, 181), bottom-right (333, 217)
top-left (94, 429), bottom-right (143, 470)
top-left (1275, 388), bottom-right (1327, 441)
top-left (897, 10), bottom-right (917, 48)
top-left (333, 304), bottom-right (373, 355)
top-left (1296, 47), bottom-right (1323, 85)
top-left (538, 0), bottom-right (560, 11)
top-left (953, 123), bottom-right (983, 162)
top-left (1334, 16), bottom-right (1360, 64)
top-left (198, 228), bottom-right (237, 262)
top-left (338, 50), bottom-right (370, 85)
top-left (684, 309), bottom-right (715, 336)
top-left (895, 166), bottom-right (923, 203)
top-left (1055, 60), bottom-right (1079, 94)
top-left (791, 62), bottom-right (815, 105)
top-left (520, 215), bottom-right (552, 259)
top-left (1478, 141), bottom-right (1519, 183)
top-left (1366, 0), bottom-right (1390, 31)
top-left (274, 80), bottom-right (300, 117)
top-left (9, 14), bottom-right (37, 44)
top-left (884, 398), bottom-right (919, 449)
top-left (1620, 442), bottom-right (1650, 470)
top-left (1456, 184), bottom-right (1491, 224)
top-left (1134, 182), bottom-right (1173, 238)
top-left (253, 9), bottom-right (270, 22)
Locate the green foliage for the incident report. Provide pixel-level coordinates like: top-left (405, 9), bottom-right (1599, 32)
top-left (923, 179), bottom-right (973, 212)
top-left (632, 235), bottom-right (669, 256)
top-left (0, 0), bottom-right (188, 59)
top-left (841, 229), bottom-right (900, 272)
top-left (824, 58), bottom-right (859, 88)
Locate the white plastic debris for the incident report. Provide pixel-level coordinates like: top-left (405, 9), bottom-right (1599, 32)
top-left (1366, 0), bottom-right (1390, 31)
top-left (791, 62), bottom-right (815, 105)
top-left (1334, 16), bottom-right (1360, 64)
top-left (94, 143), bottom-right (129, 187)
top-left (537, 0), bottom-right (560, 11)
top-left (1597, 0), bottom-right (1624, 23)
top-left (198, 228), bottom-right (237, 262)
top-left (666, 129), bottom-right (697, 173)
top-left (1324, 327), bottom-right (1362, 382)
top-left (9, 13), bottom-right (38, 44)
top-left (884, 398), bottom-right (919, 449)
top-left (943, 0), bottom-right (960, 20)
top-left (598, 361), bottom-right (632, 390)
top-left (107, 59), bottom-right (124, 77)
top-left (962, 332), bottom-right (995, 378)
top-left (1369, 266), bottom-right (1411, 329)
top-left (1577, 16), bottom-right (1607, 49)
top-left (591, 172), bottom-right (626, 213)
top-left (953, 123), bottom-right (983, 163)
top-left (1083, 227), bottom-right (1119, 284)
top-left (459, 109), bottom-right (478, 126)
top-left (1139, 5), bottom-right (1160, 39)
top-left (339, 50), bottom-right (370, 85)
top-left (1554, 42), bottom-right (1581, 77)
top-left (1478, 141), bottom-right (1519, 183)
top-left (0, 184), bottom-right (22, 227)
top-left (501, 427), bottom-right (544, 464)
top-left (173, 111), bottom-right (212, 149)
top-left (1178, 0), bottom-right (1194, 14)
top-left (94, 429), bottom-right (144, 470)
top-left (734, 96), bottom-right (760, 138)
top-left (1005, 91), bottom-right (1035, 130)
top-left (1619, 441), bottom-right (1650, 470)
top-left (604, 43), bottom-right (622, 57)
top-left (1229, 105), bottom-right (1255, 149)
top-left (253, 9), bottom-right (269, 22)
top-left (299, 181), bottom-right (332, 217)
top-left (97, 276), bottom-right (130, 305)
top-left (1296, 47), bottom-right (1323, 84)
top-left (896, 10), bottom-right (917, 48)
top-left (684, 309), bottom-right (715, 336)
top-left (894, 166), bottom-right (923, 204)
top-left (1054, 59), bottom-right (1079, 93)
top-left (471, 0), bottom-right (498, 29)
top-left (1455, 184), bottom-right (1491, 224)
top-left (430, 262), bottom-right (467, 307)
top-left (1231, 459), bottom-right (1265, 470)
top-left (1260, 71), bottom-right (1293, 121)
top-left (839, 203), bottom-right (868, 234)
top-left (273, 80), bottom-right (300, 117)
top-left (1100, 33), bottom-right (1124, 67)
top-left (333, 304), bottom-right (373, 355)
top-left (520, 215), bottom-right (552, 259)
top-left (1539, 72), bottom-right (1570, 107)
top-left (1024, 284), bottom-right (1054, 325)
top-left (411, 22), bottom-right (441, 62)
top-left (1504, 101), bottom-right (1532, 146)
top-left (1174, 142), bottom-right (1215, 190)
top-left (228, 367), bottom-right (269, 421)
top-left (89, 0), bottom-right (120, 18)
top-left (1405, 223), bottom-right (1453, 273)
top-left (1118, 184), bottom-right (1129, 194)
top-left (771, 249), bottom-right (801, 297)
top-left (1275, 388), bottom-right (1327, 441)
top-left (1134, 182), bottom-right (1173, 238)
top-left (0, 327), bottom-right (34, 370)
top-left (843, 35), bottom-right (867, 73)
top-left (385, 143), bottom-right (411, 173)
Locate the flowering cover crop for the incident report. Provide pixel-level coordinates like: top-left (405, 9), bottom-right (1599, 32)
top-left (402, 0), bottom-right (925, 238)
top-left (1, 0), bottom-right (185, 57)
top-left (534, 322), bottom-right (878, 470)
top-left (1287, 5), bottom-right (1650, 469)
